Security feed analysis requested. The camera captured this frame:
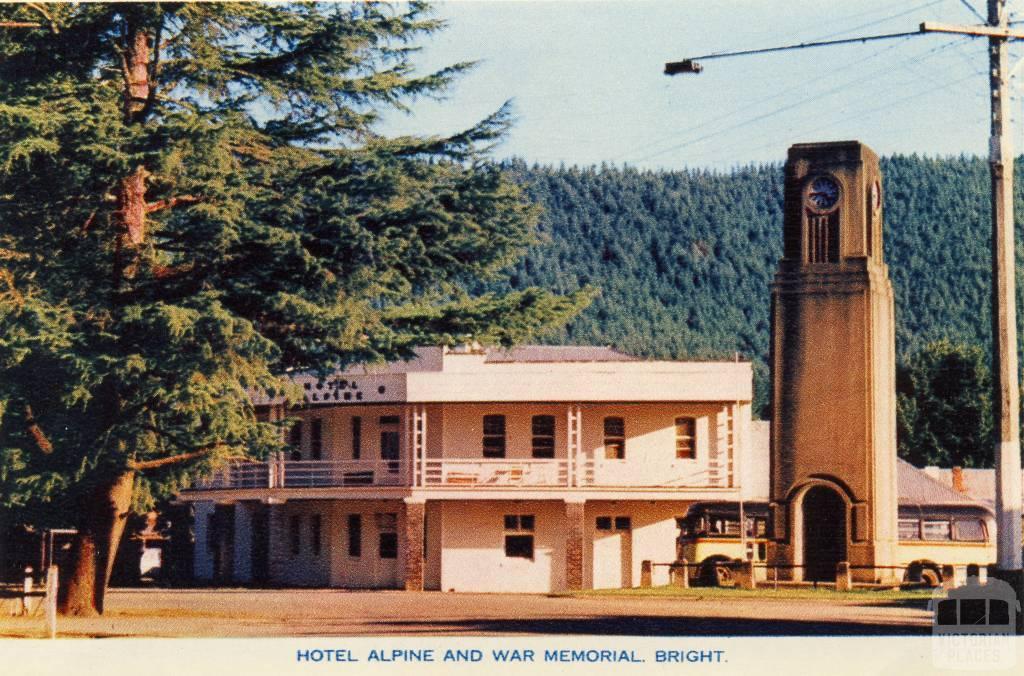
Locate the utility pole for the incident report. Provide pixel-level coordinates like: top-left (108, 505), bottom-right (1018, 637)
top-left (666, 0), bottom-right (1023, 616)
top-left (924, 0), bottom-right (1024, 596)
top-left (989, 0), bottom-right (1024, 584)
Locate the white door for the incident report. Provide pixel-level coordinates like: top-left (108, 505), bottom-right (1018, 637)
top-left (591, 516), bottom-right (632, 589)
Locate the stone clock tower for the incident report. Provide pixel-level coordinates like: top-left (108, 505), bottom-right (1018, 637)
top-left (768, 141), bottom-right (898, 582)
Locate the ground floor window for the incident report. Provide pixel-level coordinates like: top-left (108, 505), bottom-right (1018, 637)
top-left (377, 513), bottom-right (398, 559)
top-left (289, 514), bottom-right (301, 556)
top-left (596, 515), bottom-right (632, 531)
top-left (347, 514), bottom-right (362, 557)
top-left (311, 514), bottom-right (322, 557)
top-left (504, 514), bottom-right (535, 559)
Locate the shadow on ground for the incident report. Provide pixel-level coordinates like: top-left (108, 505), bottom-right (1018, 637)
top-left (362, 615), bottom-right (930, 636)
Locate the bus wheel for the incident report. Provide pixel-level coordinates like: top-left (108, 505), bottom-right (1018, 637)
top-left (699, 557), bottom-right (734, 587)
top-left (920, 568), bottom-right (941, 588)
top-left (715, 564), bottom-right (734, 587)
top-left (905, 561), bottom-right (941, 588)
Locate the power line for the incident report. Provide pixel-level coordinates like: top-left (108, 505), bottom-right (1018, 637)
top-left (635, 36), bottom-right (970, 165)
top-left (957, 0), bottom-right (988, 23)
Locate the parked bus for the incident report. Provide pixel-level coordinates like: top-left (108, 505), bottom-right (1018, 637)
top-left (896, 504), bottom-right (994, 586)
top-left (677, 501), bottom-right (994, 587)
top-left (675, 501), bottom-right (770, 586)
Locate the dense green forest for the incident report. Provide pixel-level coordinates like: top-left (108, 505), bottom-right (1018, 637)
top-left (495, 155), bottom-right (1006, 417)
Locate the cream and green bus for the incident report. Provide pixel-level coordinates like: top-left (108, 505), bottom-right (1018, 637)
top-left (896, 504), bottom-right (994, 586)
top-left (675, 502), bottom-right (770, 586)
top-left (677, 501), bottom-right (994, 587)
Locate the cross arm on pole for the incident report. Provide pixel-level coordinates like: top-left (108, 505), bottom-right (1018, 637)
top-left (919, 20), bottom-right (1024, 39)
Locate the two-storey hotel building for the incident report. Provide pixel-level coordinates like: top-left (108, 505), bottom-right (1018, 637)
top-left (180, 345), bottom-right (757, 593)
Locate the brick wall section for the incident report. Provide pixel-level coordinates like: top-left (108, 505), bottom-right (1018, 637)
top-left (564, 500), bottom-right (585, 590)
top-left (404, 500), bottom-right (426, 591)
top-left (267, 504), bottom-right (288, 583)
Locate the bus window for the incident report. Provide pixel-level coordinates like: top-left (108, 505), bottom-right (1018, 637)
top-left (676, 517), bottom-right (698, 538)
top-left (953, 519), bottom-right (986, 542)
top-left (922, 520), bottom-right (951, 541)
top-left (898, 519), bottom-right (919, 540)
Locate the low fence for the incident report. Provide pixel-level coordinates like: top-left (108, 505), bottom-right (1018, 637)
top-left (640, 559), bottom-right (986, 591)
top-left (2, 565), bottom-right (59, 638)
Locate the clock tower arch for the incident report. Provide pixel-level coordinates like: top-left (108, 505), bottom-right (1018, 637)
top-left (769, 141), bottom-right (898, 582)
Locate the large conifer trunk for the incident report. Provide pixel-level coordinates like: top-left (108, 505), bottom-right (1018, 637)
top-left (58, 18), bottom-right (155, 618)
top-left (58, 471), bottom-right (135, 616)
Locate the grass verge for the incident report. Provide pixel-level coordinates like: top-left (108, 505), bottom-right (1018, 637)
top-left (563, 585), bottom-right (934, 602)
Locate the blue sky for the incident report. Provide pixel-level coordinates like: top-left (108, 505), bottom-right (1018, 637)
top-left (379, 0), bottom-right (1020, 171)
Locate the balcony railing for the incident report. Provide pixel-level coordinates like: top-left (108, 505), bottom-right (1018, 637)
top-left (195, 460), bottom-right (407, 490)
top-left (422, 458), bottom-right (569, 487)
top-left (191, 458), bottom-right (730, 490)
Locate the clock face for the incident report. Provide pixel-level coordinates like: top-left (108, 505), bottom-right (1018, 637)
top-left (806, 176), bottom-right (840, 212)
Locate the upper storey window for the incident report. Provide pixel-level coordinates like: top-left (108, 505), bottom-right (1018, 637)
top-left (532, 415), bottom-right (556, 458)
top-left (603, 416), bottom-right (625, 459)
top-left (483, 414), bottom-right (506, 458)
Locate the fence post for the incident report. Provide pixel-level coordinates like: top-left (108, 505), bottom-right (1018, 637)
top-left (45, 566), bottom-right (57, 639)
top-left (20, 566), bottom-right (33, 616)
top-left (737, 560), bottom-right (756, 590)
top-left (640, 560), bottom-right (652, 588)
top-left (835, 561), bottom-right (852, 592)
top-left (672, 559), bottom-right (689, 588)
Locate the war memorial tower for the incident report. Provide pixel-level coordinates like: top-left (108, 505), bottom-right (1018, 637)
top-left (768, 141), bottom-right (899, 582)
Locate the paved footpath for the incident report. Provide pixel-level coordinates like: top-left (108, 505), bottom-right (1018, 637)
top-left (0, 589), bottom-right (932, 638)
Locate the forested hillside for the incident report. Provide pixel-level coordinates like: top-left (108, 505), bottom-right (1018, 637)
top-left (496, 156), bottom-right (1008, 414)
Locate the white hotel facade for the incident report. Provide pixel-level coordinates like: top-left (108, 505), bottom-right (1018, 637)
top-left (181, 345), bottom-right (759, 593)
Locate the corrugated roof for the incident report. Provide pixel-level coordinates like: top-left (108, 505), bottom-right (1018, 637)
top-left (484, 346), bottom-right (640, 363)
top-left (922, 466), bottom-right (1024, 510)
top-left (898, 458), bottom-right (988, 510)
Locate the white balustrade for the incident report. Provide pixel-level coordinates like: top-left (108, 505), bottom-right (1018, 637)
top-left (422, 458), bottom-right (570, 487)
top-left (190, 457), bottom-right (726, 490)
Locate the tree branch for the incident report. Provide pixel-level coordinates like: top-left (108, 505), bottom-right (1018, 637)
top-left (129, 442), bottom-right (226, 471)
top-left (152, 262), bottom-right (195, 280)
top-left (26, 3), bottom-right (58, 33)
top-left (79, 209), bottom-right (97, 235)
top-left (146, 195), bottom-right (201, 214)
top-left (24, 404), bottom-right (54, 454)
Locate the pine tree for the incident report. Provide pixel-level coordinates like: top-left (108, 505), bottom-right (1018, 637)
top-left (0, 2), bottom-right (585, 615)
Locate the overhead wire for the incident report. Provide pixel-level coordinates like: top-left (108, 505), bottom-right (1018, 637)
top-left (626, 1), bottom-right (976, 166)
top-left (628, 34), bottom-right (973, 166)
top-left (956, 0), bottom-right (988, 24)
top-left (695, 36), bottom-right (984, 166)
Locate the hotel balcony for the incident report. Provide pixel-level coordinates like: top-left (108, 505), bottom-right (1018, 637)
top-left (190, 456), bottom-right (729, 492)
